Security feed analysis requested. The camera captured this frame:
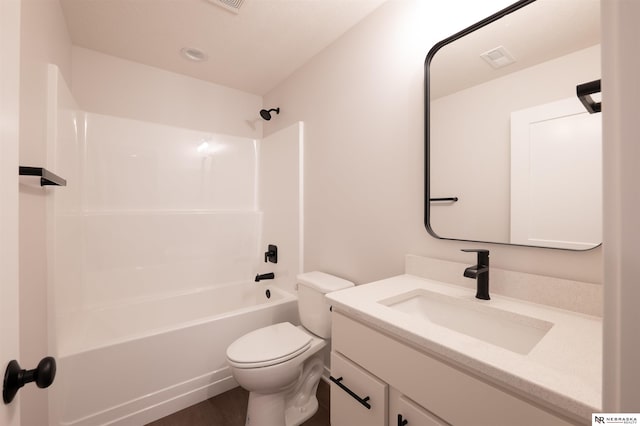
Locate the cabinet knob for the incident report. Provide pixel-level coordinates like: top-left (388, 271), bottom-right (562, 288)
top-left (3, 357), bottom-right (56, 404)
top-left (398, 414), bottom-right (408, 425)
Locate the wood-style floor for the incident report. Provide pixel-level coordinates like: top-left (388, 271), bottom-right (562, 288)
top-left (146, 380), bottom-right (330, 426)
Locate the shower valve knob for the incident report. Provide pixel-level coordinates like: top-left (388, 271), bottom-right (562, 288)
top-left (3, 356), bottom-right (56, 404)
top-left (264, 244), bottom-right (278, 263)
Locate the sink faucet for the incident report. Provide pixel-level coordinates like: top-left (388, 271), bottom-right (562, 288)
top-left (255, 272), bottom-right (275, 282)
top-left (462, 249), bottom-right (490, 300)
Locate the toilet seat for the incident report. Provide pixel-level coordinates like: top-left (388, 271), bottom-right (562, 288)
top-left (227, 322), bottom-right (312, 368)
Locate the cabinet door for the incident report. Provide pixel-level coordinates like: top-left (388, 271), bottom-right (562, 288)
top-left (330, 351), bottom-right (387, 426)
top-left (390, 388), bottom-right (450, 426)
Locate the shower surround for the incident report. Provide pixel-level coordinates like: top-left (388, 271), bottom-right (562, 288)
top-left (54, 112), bottom-right (262, 313)
top-left (47, 66), bottom-right (301, 425)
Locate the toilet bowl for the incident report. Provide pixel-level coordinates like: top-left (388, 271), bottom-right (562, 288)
top-left (226, 272), bottom-right (354, 426)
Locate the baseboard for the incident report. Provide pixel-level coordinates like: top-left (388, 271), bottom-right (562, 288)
top-left (321, 365), bottom-right (332, 383)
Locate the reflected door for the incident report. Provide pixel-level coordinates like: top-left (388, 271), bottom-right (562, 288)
top-left (510, 97), bottom-right (602, 249)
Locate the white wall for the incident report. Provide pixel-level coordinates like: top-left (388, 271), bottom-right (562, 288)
top-left (18, 0), bottom-right (72, 424)
top-left (71, 47), bottom-right (263, 139)
top-left (602, 0), bottom-right (640, 412)
top-left (264, 0), bottom-right (602, 286)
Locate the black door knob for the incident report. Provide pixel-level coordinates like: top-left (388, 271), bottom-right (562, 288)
top-left (3, 356), bottom-right (56, 404)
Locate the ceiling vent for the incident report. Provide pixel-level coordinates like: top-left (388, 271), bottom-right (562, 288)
top-left (206, 0), bottom-right (245, 14)
top-left (480, 46), bottom-right (516, 69)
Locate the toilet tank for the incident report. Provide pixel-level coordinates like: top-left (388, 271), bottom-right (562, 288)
top-left (297, 271), bottom-right (354, 339)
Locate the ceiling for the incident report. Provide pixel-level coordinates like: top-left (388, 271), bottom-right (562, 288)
top-left (60, 0), bottom-right (387, 96)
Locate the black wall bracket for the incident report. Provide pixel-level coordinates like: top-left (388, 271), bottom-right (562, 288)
top-left (19, 166), bottom-right (67, 186)
top-left (577, 79), bottom-right (601, 114)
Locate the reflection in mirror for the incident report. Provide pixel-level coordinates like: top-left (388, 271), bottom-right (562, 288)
top-left (425, 0), bottom-right (601, 250)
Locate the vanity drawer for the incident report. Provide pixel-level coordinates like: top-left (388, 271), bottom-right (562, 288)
top-left (390, 388), bottom-right (450, 426)
top-left (330, 351), bottom-right (388, 426)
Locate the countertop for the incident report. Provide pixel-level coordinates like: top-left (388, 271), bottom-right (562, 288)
top-left (326, 274), bottom-right (602, 421)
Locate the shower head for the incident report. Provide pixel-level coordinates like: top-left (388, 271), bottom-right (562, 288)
top-left (259, 108), bottom-right (280, 121)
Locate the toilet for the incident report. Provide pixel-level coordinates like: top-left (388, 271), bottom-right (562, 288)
top-left (226, 271), bottom-right (354, 426)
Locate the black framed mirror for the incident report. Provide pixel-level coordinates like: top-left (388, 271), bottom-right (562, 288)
top-left (425, 0), bottom-right (601, 250)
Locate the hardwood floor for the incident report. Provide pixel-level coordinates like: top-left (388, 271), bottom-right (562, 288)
top-left (146, 379), bottom-right (330, 426)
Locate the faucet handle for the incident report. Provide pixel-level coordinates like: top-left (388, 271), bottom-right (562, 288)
top-left (264, 244), bottom-right (278, 263)
top-left (462, 249), bottom-right (489, 265)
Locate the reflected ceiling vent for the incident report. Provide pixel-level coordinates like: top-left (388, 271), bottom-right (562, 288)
top-left (206, 0), bottom-right (245, 14)
top-left (480, 45), bottom-right (516, 69)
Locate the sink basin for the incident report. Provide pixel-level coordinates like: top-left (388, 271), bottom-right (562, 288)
top-left (378, 289), bottom-right (553, 355)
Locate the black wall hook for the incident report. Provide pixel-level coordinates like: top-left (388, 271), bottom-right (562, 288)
top-left (3, 357), bottom-right (56, 404)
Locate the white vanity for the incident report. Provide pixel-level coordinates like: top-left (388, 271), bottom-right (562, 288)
top-left (326, 256), bottom-right (602, 426)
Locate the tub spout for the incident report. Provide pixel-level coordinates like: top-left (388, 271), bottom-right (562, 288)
top-left (255, 272), bottom-right (275, 282)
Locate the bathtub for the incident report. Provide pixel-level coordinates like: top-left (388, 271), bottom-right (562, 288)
top-left (49, 282), bottom-right (298, 426)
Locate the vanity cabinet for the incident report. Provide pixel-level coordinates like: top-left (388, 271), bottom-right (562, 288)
top-left (330, 311), bottom-right (582, 426)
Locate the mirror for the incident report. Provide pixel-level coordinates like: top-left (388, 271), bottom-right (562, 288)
top-left (425, 0), bottom-right (601, 250)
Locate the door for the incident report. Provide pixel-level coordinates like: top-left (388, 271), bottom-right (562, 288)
top-left (1, 0), bottom-right (22, 424)
top-left (510, 97), bottom-right (602, 249)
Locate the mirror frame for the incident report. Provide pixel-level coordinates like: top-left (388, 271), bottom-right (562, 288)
top-left (424, 0), bottom-right (601, 251)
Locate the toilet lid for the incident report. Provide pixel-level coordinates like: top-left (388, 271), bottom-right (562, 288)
top-left (227, 322), bottom-right (312, 367)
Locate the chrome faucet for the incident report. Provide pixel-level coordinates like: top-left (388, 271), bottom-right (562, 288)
top-left (462, 249), bottom-right (490, 300)
top-left (255, 272), bottom-right (275, 282)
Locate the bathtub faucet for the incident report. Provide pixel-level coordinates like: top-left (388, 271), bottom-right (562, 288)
top-left (255, 272), bottom-right (275, 282)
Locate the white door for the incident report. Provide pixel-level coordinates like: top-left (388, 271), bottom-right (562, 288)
top-left (1, 0), bottom-right (22, 424)
top-left (510, 97), bottom-right (602, 249)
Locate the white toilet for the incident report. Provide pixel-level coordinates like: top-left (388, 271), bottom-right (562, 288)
top-left (226, 271), bottom-right (354, 426)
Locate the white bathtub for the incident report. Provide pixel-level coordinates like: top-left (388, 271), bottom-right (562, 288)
top-left (50, 282), bottom-right (298, 426)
